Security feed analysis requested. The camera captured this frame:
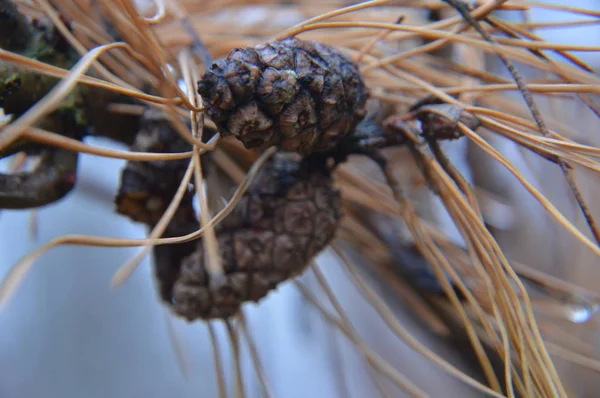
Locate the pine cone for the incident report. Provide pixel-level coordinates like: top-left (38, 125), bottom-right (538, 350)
top-left (198, 37), bottom-right (368, 155)
top-left (114, 109), bottom-right (200, 302)
top-left (171, 153), bottom-right (342, 320)
top-left (115, 109), bottom-right (194, 225)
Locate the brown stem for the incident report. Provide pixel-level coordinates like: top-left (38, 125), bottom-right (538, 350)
top-left (0, 147), bottom-right (77, 208)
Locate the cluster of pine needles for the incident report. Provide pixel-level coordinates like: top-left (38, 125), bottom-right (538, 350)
top-left (1, 0), bottom-right (600, 397)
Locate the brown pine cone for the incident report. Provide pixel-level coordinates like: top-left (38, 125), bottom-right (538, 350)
top-left (114, 109), bottom-right (201, 302)
top-left (198, 37), bottom-right (368, 155)
top-left (170, 153), bottom-right (342, 320)
top-left (114, 109), bottom-right (195, 226)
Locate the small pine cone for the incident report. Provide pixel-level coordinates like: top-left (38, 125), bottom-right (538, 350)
top-left (115, 109), bottom-right (194, 226)
top-left (198, 37), bottom-right (368, 155)
top-left (170, 153), bottom-right (342, 320)
top-left (114, 109), bottom-right (201, 302)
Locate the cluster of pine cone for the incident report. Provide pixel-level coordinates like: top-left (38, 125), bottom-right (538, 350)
top-left (118, 40), bottom-right (352, 319)
top-left (118, 36), bottom-right (469, 320)
top-left (164, 37), bottom-right (369, 319)
top-left (142, 37), bottom-right (362, 320)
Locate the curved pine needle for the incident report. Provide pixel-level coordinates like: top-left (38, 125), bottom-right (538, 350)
top-left (24, 127), bottom-right (196, 162)
top-left (143, 0), bottom-right (167, 24)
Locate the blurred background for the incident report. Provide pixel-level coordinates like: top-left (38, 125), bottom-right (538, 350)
top-left (1, 1), bottom-right (599, 397)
